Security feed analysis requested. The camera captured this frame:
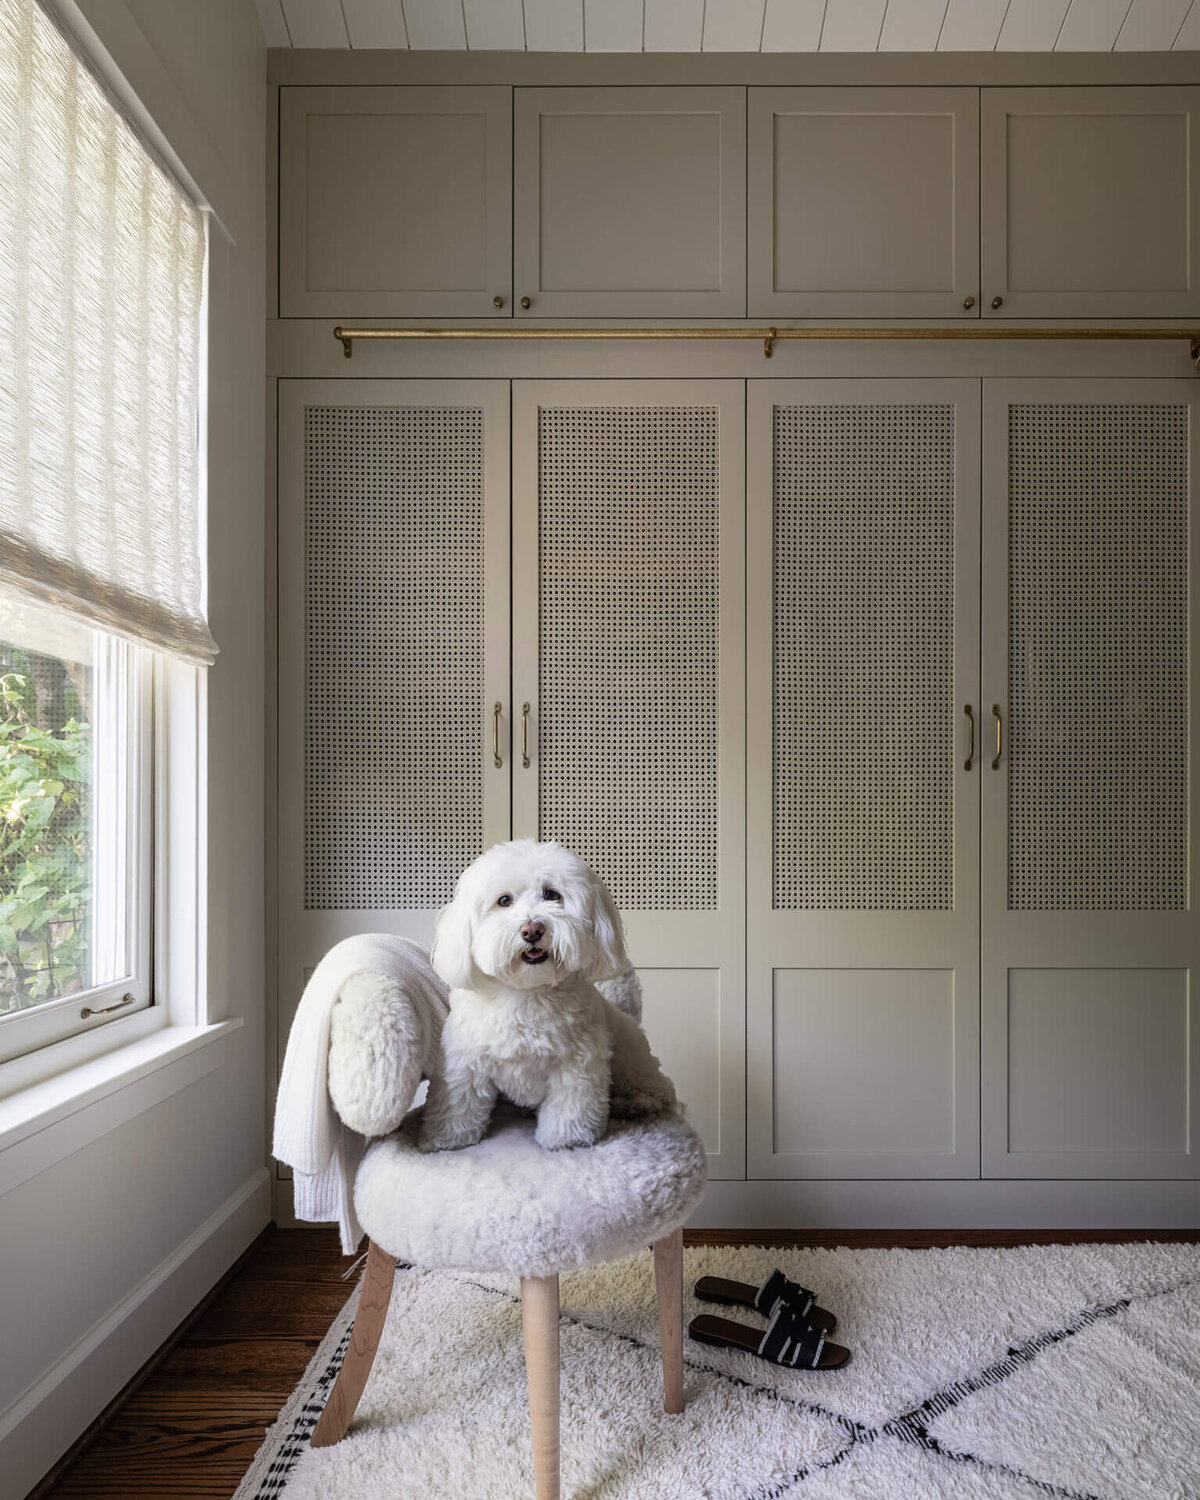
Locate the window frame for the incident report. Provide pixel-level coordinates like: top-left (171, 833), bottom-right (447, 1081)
top-left (0, 631), bottom-right (154, 1064)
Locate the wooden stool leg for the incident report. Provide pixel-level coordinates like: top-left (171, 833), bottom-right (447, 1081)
top-left (521, 1273), bottom-right (561, 1500)
top-left (653, 1228), bottom-right (684, 1414)
top-left (311, 1239), bottom-right (397, 1448)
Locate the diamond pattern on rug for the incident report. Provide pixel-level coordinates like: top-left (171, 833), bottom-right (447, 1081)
top-left (235, 1242), bottom-right (1200, 1500)
top-left (927, 1280), bottom-right (1200, 1500)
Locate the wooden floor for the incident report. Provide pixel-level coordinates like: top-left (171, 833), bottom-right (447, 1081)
top-left (29, 1222), bottom-right (1200, 1500)
top-left (31, 1227), bottom-right (353, 1500)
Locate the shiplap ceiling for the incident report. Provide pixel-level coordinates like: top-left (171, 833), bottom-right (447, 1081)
top-left (257, 0), bottom-right (1200, 51)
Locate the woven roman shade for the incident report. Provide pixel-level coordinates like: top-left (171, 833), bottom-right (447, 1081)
top-left (0, 0), bottom-right (215, 664)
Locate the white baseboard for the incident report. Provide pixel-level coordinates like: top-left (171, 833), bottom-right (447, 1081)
top-left (274, 1169), bottom-right (1200, 1241)
top-left (2, 1166), bottom-right (271, 1500)
top-left (693, 1177), bottom-right (1200, 1230)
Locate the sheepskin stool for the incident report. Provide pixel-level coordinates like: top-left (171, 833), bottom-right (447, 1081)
top-left (311, 1104), bottom-right (708, 1500)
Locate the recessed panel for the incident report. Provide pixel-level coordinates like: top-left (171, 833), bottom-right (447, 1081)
top-left (304, 405), bottom-right (486, 909)
top-left (305, 113), bottom-right (489, 293)
top-left (772, 403), bottom-right (956, 912)
top-left (538, 113), bottom-right (722, 293)
top-left (636, 968), bottom-right (721, 1155)
top-left (1006, 113), bottom-right (1188, 294)
top-left (772, 112), bottom-right (955, 293)
top-left (772, 969), bottom-right (956, 1157)
top-left (1007, 402), bottom-right (1188, 912)
top-left (536, 405), bottom-right (720, 911)
top-left (1007, 969), bottom-right (1188, 1155)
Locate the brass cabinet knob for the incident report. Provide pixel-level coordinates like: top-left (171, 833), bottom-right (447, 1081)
top-left (991, 295), bottom-right (1004, 309)
top-left (520, 295), bottom-right (532, 310)
top-left (493, 295), bottom-right (504, 309)
top-left (963, 295), bottom-right (976, 310)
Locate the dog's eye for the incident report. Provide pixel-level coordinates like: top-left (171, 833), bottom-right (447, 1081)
top-left (496, 894), bottom-right (512, 908)
top-left (541, 887), bottom-right (562, 903)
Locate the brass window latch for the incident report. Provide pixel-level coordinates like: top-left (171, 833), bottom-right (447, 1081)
top-left (81, 992), bottom-right (134, 1019)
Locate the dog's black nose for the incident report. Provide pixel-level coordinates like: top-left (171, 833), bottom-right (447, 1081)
top-left (520, 921), bottom-right (544, 944)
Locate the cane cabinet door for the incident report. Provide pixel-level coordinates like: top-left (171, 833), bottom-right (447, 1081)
top-left (747, 380), bottom-right (982, 1179)
top-left (277, 379), bottom-right (511, 1061)
top-left (279, 87), bottom-right (513, 318)
top-left (981, 88), bottom-right (1200, 318)
top-left (511, 380), bottom-right (746, 1176)
top-left (982, 380), bottom-right (1200, 1178)
top-left (513, 89), bottom-right (747, 318)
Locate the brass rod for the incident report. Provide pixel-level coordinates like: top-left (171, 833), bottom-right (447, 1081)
top-left (334, 323), bottom-right (1200, 364)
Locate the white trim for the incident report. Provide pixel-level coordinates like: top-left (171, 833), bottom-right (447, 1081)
top-left (155, 656), bottom-right (208, 1028)
top-left (694, 1178), bottom-right (1200, 1229)
top-left (0, 1019), bottom-right (241, 1195)
top-left (272, 1168), bottom-right (1200, 1233)
top-left (0, 1166), bottom-right (270, 1500)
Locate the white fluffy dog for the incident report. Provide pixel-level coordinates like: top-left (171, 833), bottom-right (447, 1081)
top-left (418, 839), bottom-right (677, 1153)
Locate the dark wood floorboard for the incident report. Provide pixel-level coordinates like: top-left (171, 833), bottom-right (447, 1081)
top-left (29, 1222), bottom-right (1200, 1499)
top-left (30, 1227), bottom-right (351, 1500)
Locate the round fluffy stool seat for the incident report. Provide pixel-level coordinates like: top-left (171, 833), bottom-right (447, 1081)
top-left (355, 1105), bottom-right (708, 1280)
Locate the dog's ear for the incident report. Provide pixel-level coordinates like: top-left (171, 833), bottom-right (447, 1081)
top-left (430, 883), bottom-right (476, 990)
top-left (586, 873), bottom-right (629, 982)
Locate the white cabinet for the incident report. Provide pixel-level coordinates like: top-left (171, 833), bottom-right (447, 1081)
top-left (513, 88), bottom-right (746, 317)
top-left (279, 87), bottom-right (513, 317)
top-left (981, 379), bottom-right (1200, 1179)
top-left (276, 379), bottom-right (512, 1047)
top-left (277, 372), bottom-right (1200, 1203)
top-left (746, 380), bottom-right (982, 1179)
top-left (511, 380), bottom-right (747, 1177)
top-left (748, 88), bottom-right (979, 319)
top-left (981, 88), bottom-right (1200, 317)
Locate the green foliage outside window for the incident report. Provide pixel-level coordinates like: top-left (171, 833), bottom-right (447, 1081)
top-left (0, 657), bottom-right (92, 1012)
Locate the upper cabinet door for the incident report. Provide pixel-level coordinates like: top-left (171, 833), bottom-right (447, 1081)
top-left (279, 87), bottom-right (513, 318)
top-left (513, 87), bottom-right (746, 318)
top-left (982, 87), bottom-right (1200, 318)
top-left (748, 88), bottom-right (980, 319)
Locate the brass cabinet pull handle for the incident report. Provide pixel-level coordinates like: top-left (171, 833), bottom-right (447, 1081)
top-left (521, 702), bottom-right (531, 768)
top-left (81, 992), bottom-right (134, 1019)
top-left (992, 704), bottom-right (1003, 770)
top-left (492, 702), bottom-right (502, 769)
top-left (963, 704), bottom-right (975, 771)
top-left (963, 295), bottom-right (976, 310)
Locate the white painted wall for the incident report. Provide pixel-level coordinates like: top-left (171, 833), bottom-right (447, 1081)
top-left (0, 4), bottom-right (268, 1495)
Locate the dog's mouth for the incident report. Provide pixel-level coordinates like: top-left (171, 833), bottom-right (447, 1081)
top-left (521, 946), bottom-right (549, 966)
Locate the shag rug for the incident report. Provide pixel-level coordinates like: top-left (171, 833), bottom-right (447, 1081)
top-left (233, 1241), bottom-right (1200, 1500)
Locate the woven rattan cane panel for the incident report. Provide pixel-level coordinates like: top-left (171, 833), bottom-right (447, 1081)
top-left (772, 402), bottom-right (956, 911)
top-left (1007, 402), bottom-right (1188, 912)
top-left (304, 405), bottom-right (485, 909)
top-left (536, 405), bottom-right (720, 910)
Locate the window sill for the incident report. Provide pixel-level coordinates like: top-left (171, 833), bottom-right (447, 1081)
top-left (0, 1017), bottom-right (242, 1198)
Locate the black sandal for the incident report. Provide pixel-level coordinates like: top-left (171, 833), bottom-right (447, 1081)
top-left (695, 1269), bottom-right (837, 1334)
top-left (689, 1306), bottom-right (851, 1370)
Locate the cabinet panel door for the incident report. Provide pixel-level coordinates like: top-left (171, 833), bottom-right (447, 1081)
top-left (277, 380), bottom-right (511, 1065)
top-left (511, 380), bottom-right (746, 1177)
top-left (981, 88), bottom-right (1200, 318)
top-left (513, 88), bottom-right (746, 318)
top-left (748, 88), bottom-right (979, 319)
top-left (747, 380), bottom-right (981, 1179)
top-left (982, 380), bottom-right (1200, 1178)
top-left (279, 87), bottom-right (512, 318)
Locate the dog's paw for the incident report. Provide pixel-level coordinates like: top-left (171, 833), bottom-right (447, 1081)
top-left (417, 1123), bottom-right (484, 1153)
top-left (534, 1116), bottom-right (604, 1151)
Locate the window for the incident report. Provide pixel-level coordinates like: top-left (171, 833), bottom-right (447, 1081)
top-left (0, 600), bottom-right (151, 1061)
top-left (0, 0), bottom-right (215, 1065)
